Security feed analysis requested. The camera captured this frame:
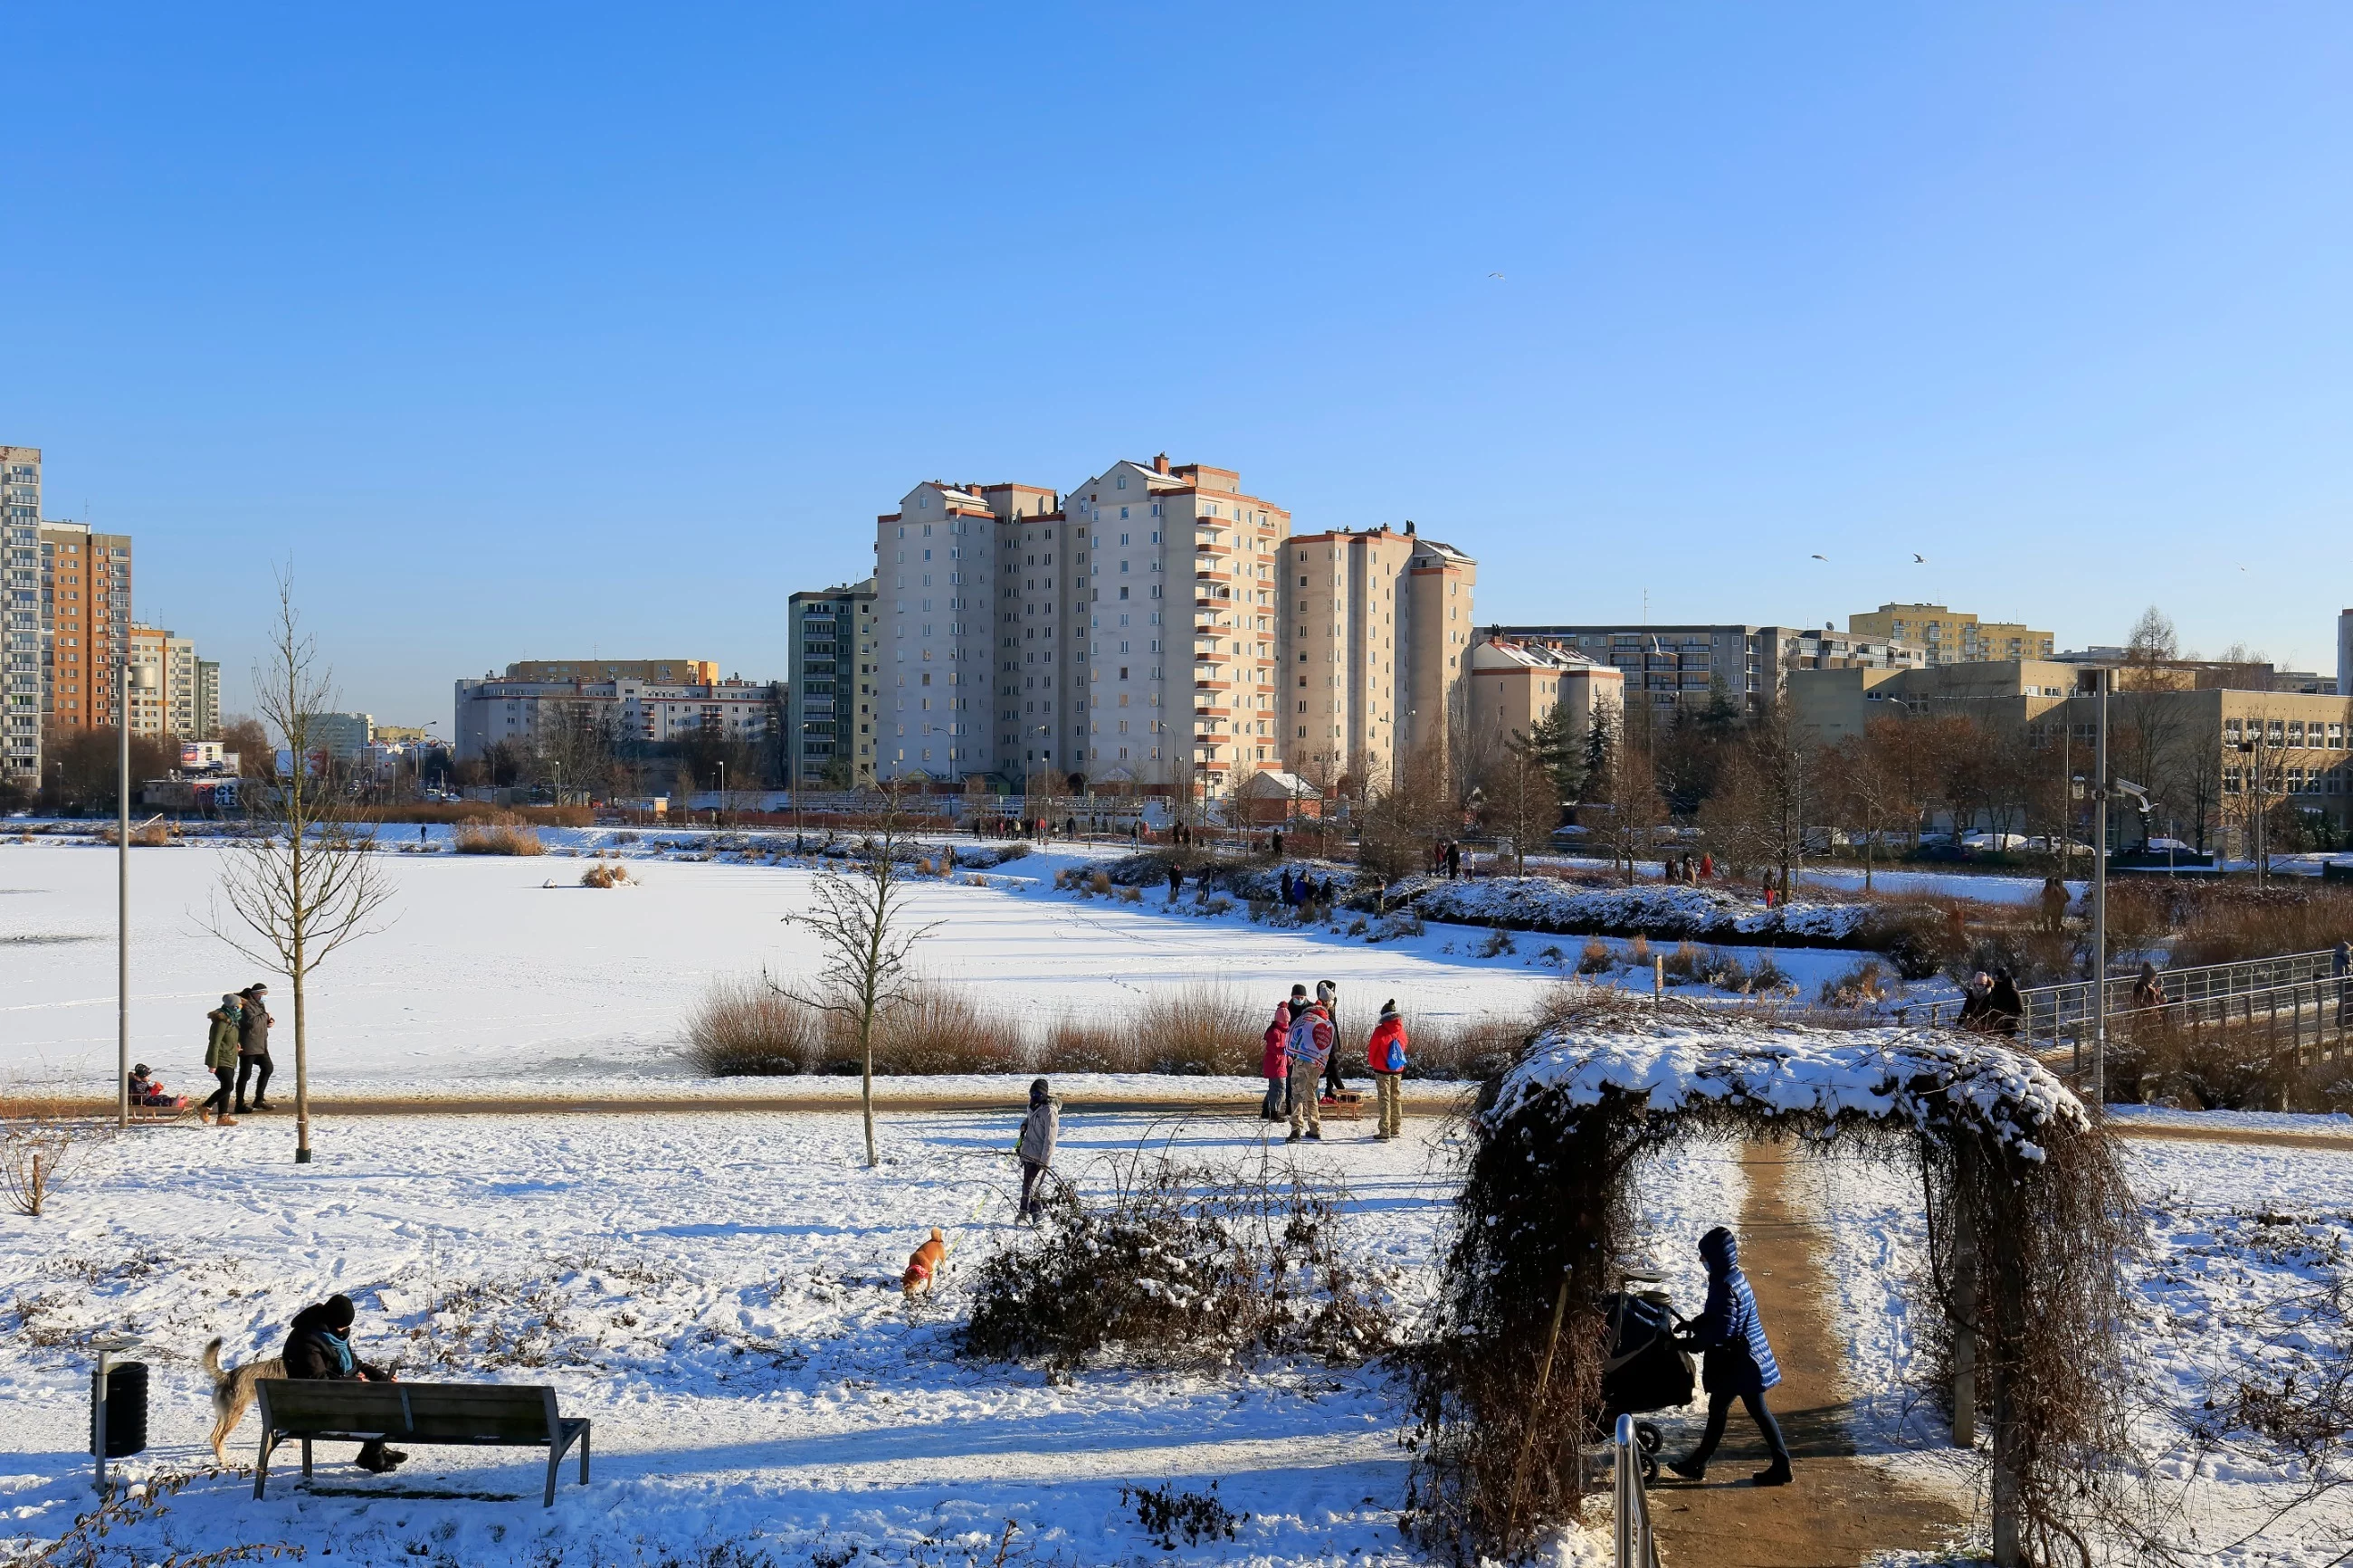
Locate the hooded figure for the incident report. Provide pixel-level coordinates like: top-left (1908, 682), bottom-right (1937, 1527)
top-left (282, 1293), bottom-right (405, 1474)
top-left (1015, 1079), bottom-right (1059, 1221)
top-left (1670, 1227), bottom-right (1793, 1486)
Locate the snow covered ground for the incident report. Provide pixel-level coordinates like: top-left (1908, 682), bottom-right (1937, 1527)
top-left (0, 1106), bottom-right (1739, 1566)
top-left (1, 840), bottom-right (1914, 1098)
top-left (1815, 1123), bottom-right (2353, 1567)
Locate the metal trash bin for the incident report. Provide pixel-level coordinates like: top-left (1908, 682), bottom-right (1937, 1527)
top-left (97, 1362), bottom-right (148, 1459)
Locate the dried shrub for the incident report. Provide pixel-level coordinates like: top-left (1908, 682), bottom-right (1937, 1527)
top-left (1819, 957), bottom-right (1890, 1009)
top-left (452, 813), bottom-right (545, 856)
top-left (1576, 938), bottom-right (1615, 975)
top-left (1, 1102), bottom-right (89, 1218)
top-left (961, 1142), bottom-right (1393, 1371)
top-left (1659, 941), bottom-right (1703, 985)
top-left (878, 990), bottom-right (1025, 1075)
top-left (685, 976), bottom-right (829, 1076)
top-left (1122, 1481), bottom-right (1248, 1550)
top-left (1404, 992), bottom-right (2143, 1563)
top-left (1475, 927), bottom-right (1517, 958)
top-left (580, 861), bottom-right (632, 889)
top-left (1091, 869), bottom-right (1113, 896)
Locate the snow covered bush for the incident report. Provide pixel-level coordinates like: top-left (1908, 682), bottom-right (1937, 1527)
top-left (961, 1146), bottom-right (1392, 1372)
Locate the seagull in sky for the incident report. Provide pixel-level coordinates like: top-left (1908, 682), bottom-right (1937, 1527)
top-left (1489, 272), bottom-right (1505, 280)
top-left (1811, 553), bottom-right (1829, 562)
top-left (1912, 553), bottom-right (1928, 564)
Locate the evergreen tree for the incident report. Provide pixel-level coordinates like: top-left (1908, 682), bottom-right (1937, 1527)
top-left (1513, 701), bottom-right (1586, 803)
top-left (1583, 703), bottom-right (1615, 800)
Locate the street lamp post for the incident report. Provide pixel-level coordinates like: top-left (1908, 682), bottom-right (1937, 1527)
top-left (2091, 667), bottom-right (2109, 1110)
top-left (717, 760), bottom-right (725, 828)
top-left (118, 660), bottom-right (159, 1128)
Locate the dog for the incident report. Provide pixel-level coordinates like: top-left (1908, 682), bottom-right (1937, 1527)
top-left (202, 1337), bottom-right (282, 1463)
top-left (901, 1228), bottom-right (948, 1299)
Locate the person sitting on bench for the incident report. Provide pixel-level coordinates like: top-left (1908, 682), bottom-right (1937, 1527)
top-left (283, 1293), bottom-right (407, 1473)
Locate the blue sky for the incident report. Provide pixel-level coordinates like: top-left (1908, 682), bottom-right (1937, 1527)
top-left (6, 4), bottom-right (2350, 723)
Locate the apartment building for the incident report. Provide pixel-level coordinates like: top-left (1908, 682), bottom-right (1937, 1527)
top-left (1488, 622), bottom-right (1924, 720)
top-left (1283, 523), bottom-right (1475, 788)
top-left (1468, 636), bottom-right (1624, 755)
top-left (502, 659), bottom-right (717, 685)
top-left (195, 659), bottom-right (220, 740)
top-left (870, 455), bottom-right (1291, 793)
top-left (127, 625), bottom-right (206, 737)
top-left (453, 665), bottom-right (776, 761)
top-left (1791, 659), bottom-right (2081, 745)
top-left (2, 447), bottom-right (42, 784)
top-left (786, 579), bottom-right (877, 785)
top-left (39, 518), bottom-right (134, 736)
top-left (1848, 603), bottom-right (2054, 666)
top-left (303, 712), bottom-right (376, 762)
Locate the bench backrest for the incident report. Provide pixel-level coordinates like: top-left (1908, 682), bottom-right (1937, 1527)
top-left (256, 1379), bottom-right (559, 1443)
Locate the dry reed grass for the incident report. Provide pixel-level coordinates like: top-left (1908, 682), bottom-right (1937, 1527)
top-left (579, 861), bottom-right (632, 889)
top-left (452, 813), bottom-right (546, 856)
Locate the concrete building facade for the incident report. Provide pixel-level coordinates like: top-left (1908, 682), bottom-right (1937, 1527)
top-left (2, 447), bottom-right (42, 784)
top-left (453, 669), bottom-right (776, 763)
top-left (786, 579), bottom-right (877, 785)
top-left (1284, 523), bottom-right (1475, 790)
top-left (1468, 636), bottom-right (1624, 756)
top-left (1847, 603), bottom-right (2054, 666)
top-left (38, 518), bottom-right (134, 737)
top-left (1487, 622), bottom-right (1925, 721)
top-left (195, 659), bottom-right (221, 741)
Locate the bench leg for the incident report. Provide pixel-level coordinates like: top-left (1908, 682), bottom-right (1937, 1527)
top-left (254, 1432), bottom-right (277, 1501)
top-left (578, 1422), bottom-right (590, 1487)
top-left (301, 1438), bottom-right (313, 1478)
top-left (544, 1446), bottom-right (559, 1508)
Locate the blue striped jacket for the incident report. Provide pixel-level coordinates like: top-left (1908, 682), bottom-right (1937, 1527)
top-left (1692, 1228), bottom-right (1781, 1395)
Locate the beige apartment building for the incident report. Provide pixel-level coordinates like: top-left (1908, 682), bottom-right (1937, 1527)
top-left (1848, 603), bottom-right (2053, 666)
top-left (1791, 659), bottom-right (2081, 745)
top-left (1286, 524), bottom-right (1475, 789)
top-left (128, 624), bottom-right (205, 737)
top-left (1468, 636), bottom-right (1623, 755)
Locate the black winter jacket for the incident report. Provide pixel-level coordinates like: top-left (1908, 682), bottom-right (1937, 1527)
top-left (281, 1302), bottom-right (386, 1382)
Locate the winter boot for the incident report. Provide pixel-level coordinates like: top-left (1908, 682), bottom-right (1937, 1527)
top-left (1751, 1461), bottom-right (1793, 1487)
top-left (1667, 1456), bottom-right (1707, 1482)
top-left (216, 1114), bottom-right (240, 1126)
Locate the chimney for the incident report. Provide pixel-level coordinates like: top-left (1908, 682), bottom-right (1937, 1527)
top-left (1404, 520), bottom-right (1416, 536)
top-left (1153, 452), bottom-right (1170, 475)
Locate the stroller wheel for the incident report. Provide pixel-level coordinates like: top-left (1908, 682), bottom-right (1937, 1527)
top-left (1641, 1451), bottom-right (1660, 1485)
top-left (1634, 1421), bottom-right (1662, 1455)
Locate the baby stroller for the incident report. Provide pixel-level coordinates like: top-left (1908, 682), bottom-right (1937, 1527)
top-left (1595, 1273), bottom-right (1696, 1482)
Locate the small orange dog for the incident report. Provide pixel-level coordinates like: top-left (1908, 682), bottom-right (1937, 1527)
top-left (902, 1228), bottom-right (948, 1299)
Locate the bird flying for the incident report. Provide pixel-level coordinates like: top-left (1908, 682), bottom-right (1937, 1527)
top-left (1912, 553), bottom-right (1927, 564)
top-left (1810, 554), bottom-right (1828, 562)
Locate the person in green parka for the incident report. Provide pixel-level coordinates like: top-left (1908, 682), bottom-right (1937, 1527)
top-left (200, 993), bottom-right (242, 1126)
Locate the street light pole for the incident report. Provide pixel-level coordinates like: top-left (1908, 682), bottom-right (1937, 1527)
top-left (118, 660), bottom-right (157, 1129)
top-left (2091, 667), bottom-right (2110, 1110)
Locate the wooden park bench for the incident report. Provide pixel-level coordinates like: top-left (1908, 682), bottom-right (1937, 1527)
top-left (252, 1379), bottom-right (590, 1506)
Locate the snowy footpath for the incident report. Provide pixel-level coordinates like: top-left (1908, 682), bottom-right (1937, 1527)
top-left (0, 1107), bottom-right (1736, 1567)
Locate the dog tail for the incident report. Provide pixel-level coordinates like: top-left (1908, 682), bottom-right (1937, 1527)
top-left (202, 1337), bottom-right (225, 1385)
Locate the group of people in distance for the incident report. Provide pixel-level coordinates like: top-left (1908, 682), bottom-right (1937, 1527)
top-left (1258, 982), bottom-right (1409, 1142)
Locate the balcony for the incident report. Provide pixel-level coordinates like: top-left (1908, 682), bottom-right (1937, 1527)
top-left (1195, 539), bottom-right (1234, 557)
top-left (1194, 679), bottom-right (1232, 691)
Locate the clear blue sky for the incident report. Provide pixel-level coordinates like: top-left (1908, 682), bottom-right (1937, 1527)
top-left (6, 4), bottom-right (2350, 725)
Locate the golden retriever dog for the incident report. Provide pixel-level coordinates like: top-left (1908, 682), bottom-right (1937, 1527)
top-left (202, 1337), bottom-right (281, 1463)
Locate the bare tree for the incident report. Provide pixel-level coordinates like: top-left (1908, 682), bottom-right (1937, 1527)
top-left (1697, 696), bottom-right (1815, 898)
top-left (1357, 736), bottom-right (1452, 883)
top-left (770, 786), bottom-right (938, 1166)
top-left (1489, 737), bottom-right (1561, 875)
top-left (205, 573), bottom-right (397, 1164)
top-left (2121, 606), bottom-right (2179, 688)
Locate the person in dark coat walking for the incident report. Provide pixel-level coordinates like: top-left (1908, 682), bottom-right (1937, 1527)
top-left (201, 993), bottom-right (242, 1126)
top-left (1986, 968), bottom-right (2024, 1037)
top-left (282, 1293), bottom-right (406, 1473)
top-left (1167, 860), bottom-right (1185, 903)
top-left (234, 984), bottom-right (276, 1113)
top-left (1444, 841), bottom-right (1462, 879)
top-left (1670, 1226), bottom-right (1793, 1486)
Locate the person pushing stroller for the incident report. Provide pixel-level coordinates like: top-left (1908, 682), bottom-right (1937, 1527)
top-left (1668, 1225), bottom-right (1794, 1487)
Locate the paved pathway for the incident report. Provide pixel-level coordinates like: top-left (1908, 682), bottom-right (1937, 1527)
top-left (1646, 1142), bottom-right (1968, 1567)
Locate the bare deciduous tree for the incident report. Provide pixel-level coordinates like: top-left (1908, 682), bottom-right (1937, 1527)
top-left (205, 573), bottom-right (397, 1164)
top-left (1488, 737), bottom-right (1560, 875)
top-left (770, 787), bottom-right (939, 1166)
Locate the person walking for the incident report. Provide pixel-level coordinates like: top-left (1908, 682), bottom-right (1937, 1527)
top-left (1015, 1077), bottom-right (1059, 1221)
top-left (2335, 938), bottom-right (2351, 1027)
top-left (1366, 999), bottom-right (1406, 1140)
top-left (1284, 994), bottom-right (1334, 1143)
top-left (234, 984), bottom-right (275, 1114)
top-left (1262, 988), bottom-right (1302, 1120)
top-left (1167, 859), bottom-right (1185, 903)
top-left (282, 1293), bottom-right (406, 1473)
top-left (1669, 1226), bottom-right (1794, 1487)
top-left (1316, 980), bottom-right (1348, 1101)
top-left (1986, 968), bottom-right (2024, 1037)
top-left (200, 993), bottom-right (242, 1126)
top-left (2130, 962), bottom-right (2167, 1011)
top-left (1445, 841), bottom-right (1462, 880)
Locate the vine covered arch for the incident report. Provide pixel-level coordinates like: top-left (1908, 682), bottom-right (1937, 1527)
top-left (1405, 993), bottom-right (2139, 1567)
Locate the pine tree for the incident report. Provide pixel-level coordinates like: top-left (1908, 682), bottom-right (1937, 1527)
top-left (1514, 702), bottom-right (1587, 803)
top-left (1583, 704), bottom-right (1615, 801)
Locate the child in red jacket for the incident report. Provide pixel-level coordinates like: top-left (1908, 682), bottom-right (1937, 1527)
top-left (1366, 1001), bottom-right (1407, 1140)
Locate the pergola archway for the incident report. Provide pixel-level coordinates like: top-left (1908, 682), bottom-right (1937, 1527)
top-left (1405, 993), bottom-right (2137, 1568)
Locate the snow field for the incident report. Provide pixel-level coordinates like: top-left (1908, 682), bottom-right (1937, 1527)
top-left (0, 1103), bottom-right (1754, 1564)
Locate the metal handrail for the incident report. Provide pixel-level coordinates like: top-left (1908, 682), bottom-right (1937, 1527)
top-left (1901, 949), bottom-right (2346, 1051)
top-left (1613, 1414), bottom-right (1662, 1568)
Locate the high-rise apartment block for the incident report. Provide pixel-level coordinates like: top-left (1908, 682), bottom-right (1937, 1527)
top-left (41, 518), bottom-right (134, 732)
top-left (1486, 622), bottom-right (1925, 719)
top-left (453, 663), bottom-right (776, 761)
top-left (1285, 523), bottom-right (1476, 786)
top-left (1, 446), bottom-right (40, 784)
top-left (195, 658), bottom-right (221, 740)
top-left (874, 456), bottom-right (1300, 792)
top-left (1847, 603), bottom-right (2053, 666)
top-left (128, 624), bottom-right (210, 739)
top-left (786, 580), bottom-right (877, 784)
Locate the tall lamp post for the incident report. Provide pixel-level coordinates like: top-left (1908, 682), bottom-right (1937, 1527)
top-left (118, 659), bottom-right (159, 1128)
